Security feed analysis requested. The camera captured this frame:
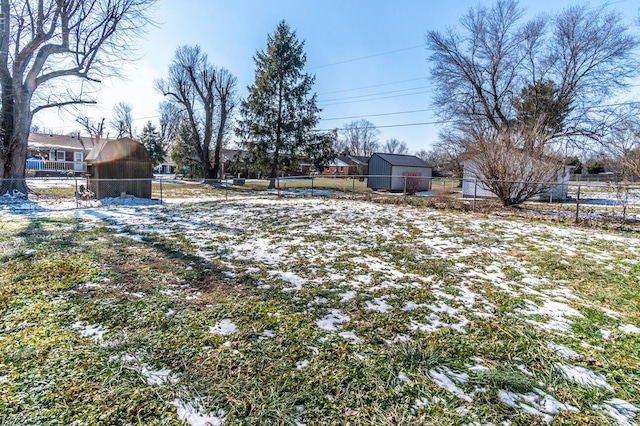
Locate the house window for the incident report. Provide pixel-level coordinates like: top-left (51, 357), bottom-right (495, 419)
top-left (339, 166), bottom-right (343, 172)
top-left (56, 151), bottom-right (66, 161)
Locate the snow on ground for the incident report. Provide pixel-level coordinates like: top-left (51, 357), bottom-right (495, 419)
top-left (5, 192), bottom-right (640, 424)
top-left (172, 400), bottom-right (225, 426)
top-left (209, 319), bottom-right (238, 335)
top-left (71, 321), bottom-right (107, 343)
top-left (428, 367), bottom-right (472, 402)
top-left (555, 364), bottom-right (615, 392)
top-left (498, 388), bottom-right (579, 424)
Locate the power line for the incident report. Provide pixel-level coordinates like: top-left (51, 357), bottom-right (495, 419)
top-left (318, 85), bottom-right (431, 103)
top-left (322, 108), bottom-right (433, 121)
top-left (317, 77), bottom-right (427, 96)
top-left (319, 90), bottom-right (431, 107)
top-left (315, 119), bottom-right (459, 132)
top-left (308, 44), bottom-right (426, 70)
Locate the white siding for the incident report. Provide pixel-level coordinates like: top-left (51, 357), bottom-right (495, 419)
top-left (462, 162), bottom-right (572, 201)
top-left (390, 166), bottom-right (433, 191)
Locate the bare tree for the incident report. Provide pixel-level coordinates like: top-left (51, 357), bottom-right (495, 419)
top-left (600, 110), bottom-right (640, 181)
top-left (427, 0), bottom-right (638, 204)
top-left (0, 0), bottom-right (157, 194)
top-left (109, 102), bottom-right (134, 139)
top-left (157, 45), bottom-right (237, 179)
top-left (464, 124), bottom-right (567, 206)
top-left (338, 119), bottom-right (380, 156)
top-left (158, 101), bottom-right (185, 153)
top-left (382, 138), bottom-right (408, 154)
top-left (76, 116), bottom-right (105, 145)
top-left (211, 68), bottom-right (237, 179)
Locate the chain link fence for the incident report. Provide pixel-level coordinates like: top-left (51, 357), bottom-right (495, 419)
top-left (2, 175), bottom-right (639, 223)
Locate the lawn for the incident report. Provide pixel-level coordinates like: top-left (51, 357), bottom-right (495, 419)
top-left (1, 194), bottom-right (639, 425)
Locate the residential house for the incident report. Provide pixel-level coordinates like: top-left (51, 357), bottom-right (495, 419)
top-left (27, 133), bottom-right (97, 172)
top-left (461, 161), bottom-right (575, 201)
top-left (322, 154), bottom-right (370, 177)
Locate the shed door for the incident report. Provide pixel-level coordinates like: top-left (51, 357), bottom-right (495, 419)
top-left (74, 152), bottom-right (84, 171)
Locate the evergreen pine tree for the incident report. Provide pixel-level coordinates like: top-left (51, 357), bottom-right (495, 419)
top-left (140, 121), bottom-right (166, 167)
top-left (237, 21), bottom-right (334, 186)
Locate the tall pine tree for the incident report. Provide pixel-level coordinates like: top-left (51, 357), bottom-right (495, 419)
top-left (237, 21), bottom-right (334, 186)
top-left (140, 121), bottom-right (166, 167)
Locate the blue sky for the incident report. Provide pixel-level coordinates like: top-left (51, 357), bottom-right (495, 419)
top-left (33, 0), bottom-right (640, 154)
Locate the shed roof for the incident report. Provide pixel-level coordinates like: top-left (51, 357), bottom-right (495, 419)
top-left (371, 153), bottom-right (431, 168)
top-left (86, 138), bottom-right (150, 163)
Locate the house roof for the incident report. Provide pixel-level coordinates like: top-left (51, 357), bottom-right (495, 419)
top-left (349, 155), bottom-right (370, 165)
top-left (331, 157), bottom-right (352, 167)
top-left (371, 153), bottom-right (431, 168)
top-left (28, 133), bottom-right (97, 151)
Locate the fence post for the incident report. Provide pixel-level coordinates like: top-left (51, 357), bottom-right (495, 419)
top-left (75, 178), bottom-right (79, 209)
top-left (277, 177), bottom-right (280, 198)
top-left (403, 175), bottom-right (407, 198)
top-left (159, 177), bottom-right (163, 204)
top-left (575, 185), bottom-right (581, 223)
top-left (352, 177), bottom-right (355, 199)
top-left (473, 179), bottom-right (478, 212)
top-left (311, 176), bottom-right (314, 197)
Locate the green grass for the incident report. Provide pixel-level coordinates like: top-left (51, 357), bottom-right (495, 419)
top-left (1, 198), bottom-right (639, 425)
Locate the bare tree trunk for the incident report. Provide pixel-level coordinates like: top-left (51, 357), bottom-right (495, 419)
top-left (212, 108), bottom-right (227, 179)
top-left (0, 78), bottom-right (29, 195)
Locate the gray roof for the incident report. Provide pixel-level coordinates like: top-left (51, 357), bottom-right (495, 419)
top-left (371, 153), bottom-right (431, 168)
top-left (28, 133), bottom-right (97, 151)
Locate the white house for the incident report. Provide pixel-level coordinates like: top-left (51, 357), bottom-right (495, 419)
top-left (462, 161), bottom-right (575, 201)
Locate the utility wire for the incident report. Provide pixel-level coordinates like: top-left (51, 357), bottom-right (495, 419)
top-left (322, 108), bottom-right (433, 121)
top-left (317, 77), bottom-right (427, 96)
top-left (319, 90), bottom-right (431, 106)
top-left (308, 44), bottom-right (426, 70)
top-left (318, 85), bottom-right (431, 103)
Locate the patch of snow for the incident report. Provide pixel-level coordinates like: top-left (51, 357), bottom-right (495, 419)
top-left (518, 300), bottom-right (583, 333)
top-left (517, 364), bottom-right (534, 376)
top-left (555, 364), bottom-right (614, 391)
top-left (365, 297), bottom-right (394, 313)
top-left (338, 331), bottom-right (361, 343)
top-left (598, 398), bottom-right (639, 426)
top-left (316, 309), bottom-right (349, 331)
top-left (401, 301), bottom-right (428, 311)
top-left (429, 366), bottom-right (472, 402)
top-left (339, 291), bottom-right (357, 302)
top-left (276, 271), bottom-right (308, 292)
top-left (209, 319), bottom-right (238, 335)
top-left (140, 365), bottom-right (174, 385)
top-left (71, 321), bottom-right (107, 343)
top-left (469, 365), bottom-right (489, 372)
top-left (601, 329), bottom-right (613, 340)
top-left (398, 372), bottom-right (410, 383)
top-left (547, 341), bottom-right (582, 360)
top-left (171, 400), bottom-right (225, 426)
top-left (498, 388), bottom-right (578, 424)
top-left (296, 360), bottom-right (310, 370)
top-left (619, 324), bottom-right (640, 334)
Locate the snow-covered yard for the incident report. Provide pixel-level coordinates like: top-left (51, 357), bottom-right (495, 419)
top-left (1, 194), bottom-right (639, 425)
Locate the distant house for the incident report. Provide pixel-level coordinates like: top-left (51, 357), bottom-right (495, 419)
top-left (322, 154), bottom-right (369, 177)
top-left (27, 133), bottom-right (97, 172)
top-left (461, 161), bottom-right (575, 201)
top-left (86, 138), bottom-right (153, 199)
top-left (367, 153), bottom-right (432, 192)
